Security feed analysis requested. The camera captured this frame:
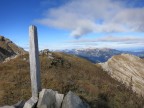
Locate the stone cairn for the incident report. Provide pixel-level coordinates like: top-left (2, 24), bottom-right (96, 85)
top-left (0, 25), bottom-right (90, 108)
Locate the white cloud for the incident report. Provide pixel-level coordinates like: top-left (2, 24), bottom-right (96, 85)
top-left (69, 36), bottom-right (144, 44)
top-left (36, 0), bottom-right (144, 38)
top-left (66, 36), bottom-right (144, 50)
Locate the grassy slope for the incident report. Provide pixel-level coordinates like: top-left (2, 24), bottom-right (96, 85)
top-left (0, 52), bottom-right (144, 108)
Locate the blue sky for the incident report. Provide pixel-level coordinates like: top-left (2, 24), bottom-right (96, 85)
top-left (0, 0), bottom-right (144, 51)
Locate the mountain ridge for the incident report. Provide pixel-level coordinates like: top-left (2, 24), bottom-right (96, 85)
top-left (99, 54), bottom-right (144, 96)
top-left (0, 35), bottom-right (26, 62)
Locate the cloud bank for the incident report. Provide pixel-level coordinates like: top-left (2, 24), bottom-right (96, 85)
top-left (36, 0), bottom-right (144, 38)
top-left (69, 36), bottom-right (144, 44)
top-left (67, 36), bottom-right (144, 50)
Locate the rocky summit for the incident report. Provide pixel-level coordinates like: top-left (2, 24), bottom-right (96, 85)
top-left (0, 36), bottom-right (26, 62)
top-left (99, 54), bottom-right (144, 96)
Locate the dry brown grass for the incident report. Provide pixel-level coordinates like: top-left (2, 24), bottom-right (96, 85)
top-left (0, 52), bottom-right (144, 108)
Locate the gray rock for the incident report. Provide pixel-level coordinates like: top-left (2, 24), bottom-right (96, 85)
top-left (48, 55), bottom-right (54, 60)
top-left (55, 91), bottom-right (64, 108)
top-left (62, 91), bottom-right (90, 108)
top-left (37, 89), bottom-right (64, 108)
top-left (14, 100), bottom-right (25, 108)
top-left (39, 49), bottom-right (50, 55)
top-left (23, 97), bottom-right (38, 108)
top-left (37, 89), bottom-right (56, 108)
top-left (0, 100), bottom-right (25, 108)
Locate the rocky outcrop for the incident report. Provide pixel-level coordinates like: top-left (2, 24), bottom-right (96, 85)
top-left (40, 49), bottom-right (54, 60)
top-left (99, 54), bottom-right (144, 96)
top-left (39, 49), bottom-right (50, 56)
top-left (0, 36), bottom-right (26, 62)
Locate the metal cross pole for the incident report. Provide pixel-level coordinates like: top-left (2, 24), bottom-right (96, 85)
top-left (29, 25), bottom-right (41, 99)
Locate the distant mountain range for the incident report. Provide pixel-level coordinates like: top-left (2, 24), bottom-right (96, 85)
top-left (99, 54), bottom-right (144, 96)
top-left (60, 48), bottom-right (144, 63)
top-left (0, 36), bottom-right (26, 62)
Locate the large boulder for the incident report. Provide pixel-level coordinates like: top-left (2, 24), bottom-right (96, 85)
top-left (37, 89), bottom-right (64, 108)
top-left (62, 91), bottom-right (90, 108)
